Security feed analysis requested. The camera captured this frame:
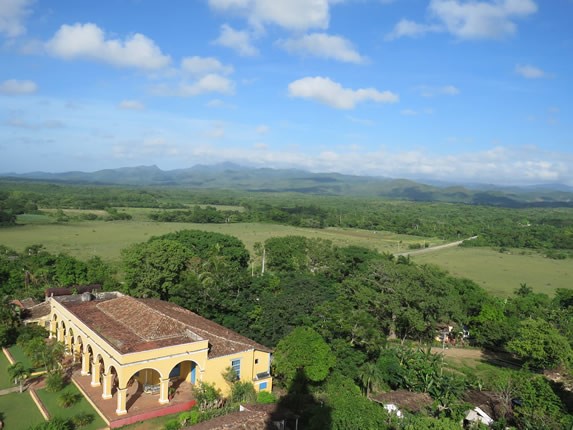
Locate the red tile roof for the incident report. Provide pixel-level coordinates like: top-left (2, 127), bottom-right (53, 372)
top-left (60, 296), bottom-right (271, 357)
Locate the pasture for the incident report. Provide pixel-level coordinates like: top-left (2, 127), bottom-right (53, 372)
top-left (412, 246), bottom-right (572, 297)
top-left (0, 218), bottom-right (438, 262)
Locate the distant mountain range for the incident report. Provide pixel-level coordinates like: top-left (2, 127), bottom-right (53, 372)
top-left (2, 164), bottom-right (573, 207)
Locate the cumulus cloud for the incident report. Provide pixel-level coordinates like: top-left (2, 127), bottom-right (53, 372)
top-left (288, 76), bottom-right (398, 109)
top-left (416, 85), bottom-right (460, 97)
top-left (388, 0), bottom-right (538, 40)
top-left (386, 20), bottom-right (441, 40)
top-left (0, 78), bottom-right (37, 95)
top-left (213, 24), bottom-right (258, 56)
top-left (208, 0), bottom-right (331, 31)
top-left (118, 100), bottom-right (145, 110)
top-left (153, 74), bottom-right (235, 97)
top-left (45, 23), bottom-right (171, 69)
top-left (0, 0), bottom-right (32, 37)
top-left (278, 33), bottom-right (366, 63)
top-left (181, 56), bottom-right (234, 76)
top-left (515, 64), bottom-right (547, 79)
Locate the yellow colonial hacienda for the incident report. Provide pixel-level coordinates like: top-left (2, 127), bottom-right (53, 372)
top-left (48, 291), bottom-right (272, 416)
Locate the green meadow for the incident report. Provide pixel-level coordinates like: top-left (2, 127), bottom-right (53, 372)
top-left (1, 216), bottom-right (437, 263)
top-left (412, 246), bottom-right (573, 297)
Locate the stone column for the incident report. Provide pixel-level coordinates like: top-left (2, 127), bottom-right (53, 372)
top-left (116, 387), bottom-right (127, 415)
top-left (57, 325), bottom-right (64, 342)
top-left (64, 333), bottom-right (72, 353)
top-left (81, 350), bottom-right (90, 376)
top-left (49, 320), bottom-right (56, 339)
top-left (102, 372), bottom-right (113, 399)
top-left (91, 360), bottom-right (101, 387)
top-left (72, 343), bottom-right (81, 363)
top-left (159, 378), bottom-right (170, 404)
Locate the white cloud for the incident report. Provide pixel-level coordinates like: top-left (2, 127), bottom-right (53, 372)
top-left (416, 85), bottom-right (460, 97)
top-left (208, 0), bottom-right (331, 31)
top-left (255, 124), bottom-right (269, 134)
top-left (401, 109), bottom-right (418, 116)
top-left (45, 23), bottom-right (171, 70)
top-left (429, 0), bottom-right (537, 39)
top-left (388, 0), bottom-right (538, 40)
top-left (278, 33), bottom-right (366, 63)
top-left (0, 78), bottom-right (37, 95)
top-left (386, 20), bottom-right (441, 40)
top-left (181, 56), bottom-right (234, 76)
top-left (213, 24), bottom-right (258, 56)
top-left (4, 117), bottom-right (64, 129)
top-left (0, 0), bottom-right (32, 37)
top-left (515, 64), bottom-right (546, 79)
top-left (288, 76), bottom-right (398, 109)
top-left (154, 74), bottom-right (234, 97)
top-left (118, 100), bottom-right (145, 110)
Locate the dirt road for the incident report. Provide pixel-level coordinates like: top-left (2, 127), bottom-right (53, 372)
top-left (395, 235), bottom-right (478, 257)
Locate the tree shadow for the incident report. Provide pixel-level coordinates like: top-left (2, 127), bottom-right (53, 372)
top-left (481, 349), bottom-right (522, 370)
top-left (266, 369), bottom-right (331, 430)
top-left (547, 378), bottom-right (573, 415)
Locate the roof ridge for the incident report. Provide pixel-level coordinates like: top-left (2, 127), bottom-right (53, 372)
top-left (132, 298), bottom-right (202, 341)
top-left (96, 297), bottom-right (146, 343)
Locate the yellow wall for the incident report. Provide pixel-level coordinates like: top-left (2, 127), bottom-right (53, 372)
top-left (49, 298), bottom-right (272, 395)
top-left (202, 350), bottom-right (272, 394)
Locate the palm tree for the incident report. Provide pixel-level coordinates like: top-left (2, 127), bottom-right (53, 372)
top-left (357, 362), bottom-right (382, 398)
top-left (8, 362), bottom-right (32, 392)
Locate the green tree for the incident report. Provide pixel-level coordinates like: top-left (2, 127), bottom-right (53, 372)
top-left (357, 362), bottom-right (382, 397)
top-left (272, 327), bottom-right (335, 385)
top-left (310, 372), bottom-right (392, 430)
top-left (122, 239), bottom-right (191, 300)
top-left (507, 318), bottom-right (573, 370)
top-left (8, 362), bottom-right (32, 392)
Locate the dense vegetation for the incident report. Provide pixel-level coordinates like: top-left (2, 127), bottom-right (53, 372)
top-left (2, 180), bottom-right (573, 257)
top-left (1, 228), bottom-right (572, 429)
top-left (1, 178), bottom-right (573, 428)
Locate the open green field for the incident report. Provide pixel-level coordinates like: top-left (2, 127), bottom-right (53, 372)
top-left (0, 392), bottom-right (45, 429)
top-left (412, 246), bottom-right (573, 297)
top-left (0, 219), bottom-right (440, 263)
top-left (8, 344), bottom-right (43, 372)
top-left (37, 384), bottom-right (106, 430)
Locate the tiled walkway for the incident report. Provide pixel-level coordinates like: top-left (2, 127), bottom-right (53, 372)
top-left (73, 371), bottom-right (195, 426)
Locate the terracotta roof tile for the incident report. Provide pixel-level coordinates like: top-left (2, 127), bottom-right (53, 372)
top-left (61, 296), bottom-right (271, 357)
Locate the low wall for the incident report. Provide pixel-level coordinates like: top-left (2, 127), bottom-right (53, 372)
top-left (110, 400), bottom-right (196, 429)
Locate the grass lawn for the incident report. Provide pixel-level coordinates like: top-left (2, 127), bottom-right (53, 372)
top-left (8, 344), bottom-right (43, 372)
top-left (0, 392), bottom-right (45, 429)
top-left (0, 351), bottom-right (15, 390)
top-left (36, 384), bottom-right (106, 430)
top-left (412, 246), bottom-right (573, 297)
top-left (0, 220), bottom-right (438, 263)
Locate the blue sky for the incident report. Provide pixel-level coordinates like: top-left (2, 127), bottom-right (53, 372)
top-left (0, 0), bottom-right (572, 185)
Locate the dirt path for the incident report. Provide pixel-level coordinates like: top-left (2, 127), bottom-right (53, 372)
top-left (395, 235), bottom-right (478, 257)
top-left (430, 347), bottom-right (484, 360)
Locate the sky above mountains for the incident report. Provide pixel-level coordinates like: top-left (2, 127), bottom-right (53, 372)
top-left (0, 0), bottom-right (572, 185)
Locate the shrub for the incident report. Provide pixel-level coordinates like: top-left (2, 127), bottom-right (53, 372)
top-left (45, 370), bottom-right (66, 392)
top-left (58, 391), bottom-right (80, 408)
top-left (256, 390), bottom-right (277, 404)
top-left (192, 382), bottom-right (222, 410)
top-left (231, 381), bottom-right (256, 404)
top-left (162, 419), bottom-right (181, 430)
top-left (71, 412), bottom-right (94, 428)
top-left (178, 409), bottom-right (201, 426)
top-left (28, 416), bottom-right (73, 430)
